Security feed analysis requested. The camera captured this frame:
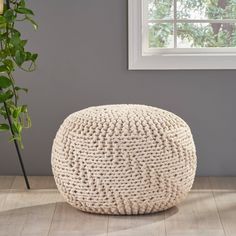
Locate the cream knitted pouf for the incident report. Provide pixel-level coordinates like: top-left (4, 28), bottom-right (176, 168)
top-left (51, 104), bottom-right (197, 215)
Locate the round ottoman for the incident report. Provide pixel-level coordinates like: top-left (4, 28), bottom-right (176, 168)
top-left (51, 104), bottom-right (197, 215)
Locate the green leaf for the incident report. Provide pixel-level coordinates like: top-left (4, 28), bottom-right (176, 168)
top-left (15, 50), bottom-right (26, 66)
top-left (0, 90), bottom-right (13, 103)
top-left (19, 0), bottom-right (26, 7)
top-left (12, 121), bottom-right (22, 134)
top-left (15, 86), bottom-right (28, 93)
top-left (26, 16), bottom-right (38, 30)
top-left (12, 110), bottom-right (17, 119)
top-left (10, 32), bottom-right (21, 48)
top-left (0, 113), bottom-right (7, 119)
top-left (22, 52), bottom-right (38, 62)
top-left (0, 23), bottom-right (6, 30)
top-left (0, 106), bottom-right (7, 118)
top-left (0, 16), bottom-right (6, 24)
top-left (0, 32), bottom-right (8, 41)
top-left (0, 65), bottom-right (8, 73)
top-left (4, 9), bottom-right (15, 23)
top-left (9, 28), bottom-right (21, 36)
top-left (21, 105), bottom-right (27, 113)
top-left (0, 76), bottom-right (12, 88)
top-left (31, 53), bottom-right (38, 62)
top-left (0, 123), bottom-right (9, 131)
top-left (12, 107), bottom-right (21, 119)
top-left (15, 7), bottom-right (34, 15)
top-left (5, 99), bottom-right (15, 107)
top-left (25, 52), bottom-right (32, 61)
top-left (0, 49), bottom-right (8, 60)
top-left (21, 40), bottom-right (27, 47)
top-left (12, 122), bottom-right (18, 134)
top-left (3, 59), bottom-right (14, 71)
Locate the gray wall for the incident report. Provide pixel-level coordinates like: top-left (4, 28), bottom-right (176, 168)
top-left (0, 0), bottom-right (235, 176)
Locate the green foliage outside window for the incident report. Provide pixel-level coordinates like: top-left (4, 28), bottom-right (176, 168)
top-left (148, 0), bottom-right (236, 48)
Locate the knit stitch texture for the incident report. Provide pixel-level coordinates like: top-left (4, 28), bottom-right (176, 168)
top-left (51, 105), bottom-right (197, 215)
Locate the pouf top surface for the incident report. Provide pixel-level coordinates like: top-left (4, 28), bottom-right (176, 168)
top-left (65, 104), bottom-right (188, 137)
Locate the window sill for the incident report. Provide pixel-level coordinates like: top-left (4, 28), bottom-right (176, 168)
top-left (129, 53), bottom-right (236, 70)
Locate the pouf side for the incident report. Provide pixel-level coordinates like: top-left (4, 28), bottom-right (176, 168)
top-left (52, 105), bottom-right (197, 215)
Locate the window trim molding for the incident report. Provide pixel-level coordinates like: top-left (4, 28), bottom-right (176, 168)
top-left (128, 0), bottom-right (236, 70)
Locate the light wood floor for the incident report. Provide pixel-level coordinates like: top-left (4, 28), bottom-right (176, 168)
top-left (0, 177), bottom-right (235, 236)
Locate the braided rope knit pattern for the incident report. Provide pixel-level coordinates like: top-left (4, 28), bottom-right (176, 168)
top-left (52, 105), bottom-right (197, 215)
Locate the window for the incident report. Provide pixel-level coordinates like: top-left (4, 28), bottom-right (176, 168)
top-left (129, 0), bottom-right (236, 69)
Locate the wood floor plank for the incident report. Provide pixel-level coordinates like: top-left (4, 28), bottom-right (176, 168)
top-left (0, 176), bottom-right (15, 212)
top-left (0, 177), bottom-right (60, 236)
top-left (1, 176), bottom-right (236, 236)
top-left (165, 190), bottom-right (225, 236)
top-left (48, 202), bottom-right (108, 236)
top-left (209, 177), bottom-right (236, 191)
top-left (192, 177), bottom-right (211, 190)
top-left (213, 190), bottom-right (236, 236)
top-left (12, 176), bottom-right (56, 189)
top-left (107, 212), bottom-right (165, 236)
top-left (0, 176), bottom-right (15, 189)
top-left (209, 177), bottom-right (236, 236)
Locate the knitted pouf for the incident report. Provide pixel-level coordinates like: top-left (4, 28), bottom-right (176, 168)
top-left (51, 104), bottom-right (197, 215)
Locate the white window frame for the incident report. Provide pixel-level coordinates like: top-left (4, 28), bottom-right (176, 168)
top-left (128, 0), bottom-right (236, 70)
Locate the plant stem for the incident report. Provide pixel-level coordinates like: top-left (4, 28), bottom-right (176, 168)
top-left (3, 101), bottom-right (30, 189)
top-left (3, 0), bottom-right (30, 189)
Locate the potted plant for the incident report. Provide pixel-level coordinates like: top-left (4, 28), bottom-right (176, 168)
top-left (0, 0), bottom-right (38, 189)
